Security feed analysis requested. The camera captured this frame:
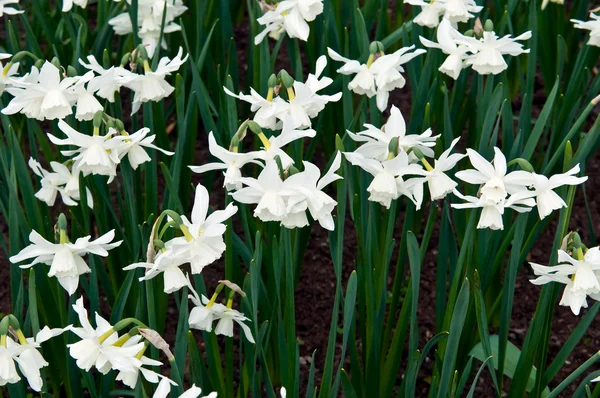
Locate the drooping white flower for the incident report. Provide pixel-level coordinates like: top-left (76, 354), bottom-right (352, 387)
top-left (9, 229), bottom-right (121, 295)
top-left (62, 0), bottom-right (87, 12)
top-left (347, 105), bottom-right (438, 162)
top-left (0, 0), bottom-right (23, 16)
top-left (119, 47), bottom-right (188, 113)
top-left (572, 13), bottom-right (600, 47)
top-left (109, 0), bottom-right (187, 57)
top-left (283, 152), bottom-right (343, 231)
top-left (0, 345), bottom-right (22, 386)
top-left (115, 335), bottom-right (170, 388)
top-left (114, 127), bottom-right (174, 170)
top-left (258, 121), bottom-right (317, 170)
top-left (79, 55), bottom-right (132, 102)
top-left (344, 151), bottom-right (425, 209)
top-left (231, 160), bottom-right (299, 222)
top-left (153, 377), bottom-right (217, 398)
top-left (3, 61), bottom-right (76, 120)
top-left (455, 147), bottom-right (533, 203)
top-left (67, 297), bottom-right (144, 373)
top-left (405, 0), bottom-right (444, 28)
top-left (327, 46), bottom-right (425, 111)
top-left (167, 184), bottom-right (238, 274)
top-left (255, 0), bottom-right (324, 44)
top-left (10, 326), bottom-right (68, 392)
top-left (530, 247), bottom-right (600, 315)
top-left (188, 132), bottom-right (264, 191)
top-left (457, 30), bottom-right (532, 75)
top-left (28, 158), bottom-right (94, 208)
top-left (419, 18), bottom-right (471, 79)
top-left (124, 249), bottom-right (189, 294)
top-left (69, 71), bottom-right (104, 121)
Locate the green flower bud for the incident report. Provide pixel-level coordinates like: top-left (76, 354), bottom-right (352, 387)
top-left (93, 111), bottom-right (104, 129)
top-left (51, 57), bottom-right (61, 69)
top-left (66, 65), bottom-right (78, 77)
top-left (268, 73), bottom-right (278, 88)
top-left (484, 20), bottom-right (494, 32)
top-left (464, 29), bottom-right (475, 37)
top-left (369, 42), bottom-right (379, 55)
top-left (120, 52), bottom-right (131, 67)
top-left (7, 315), bottom-right (20, 331)
top-left (278, 69), bottom-right (295, 89)
top-left (115, 119), bottom-right (125, 132)
top-left (388, 137), bottom-right (399, 156)
top-left (247, 120), bottom-right (263, 135)
top-left (34, 59), bottom-right (44, 69)
top-left (0, 317), bottom-right (10, 335)
top-left (57, 213), bottom-right (68, 231)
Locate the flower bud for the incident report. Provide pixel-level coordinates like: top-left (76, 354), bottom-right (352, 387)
top-left (66, 65), bottom-right (78, 77)
top-left (92, 111), bottom-right (104, 129)
top-left (247, 120), bottom-right (262, 135)
top-left (120, 52), bottom-right (131, 67)
top-left (137, 45), bottom-right (149, 61)
top-left (484, 20), bottom-right (494, 32)
top-left (138, 328), bottom-right (174, 361)
top-left (278, 69), bottom-right (295, 89)
top-left (34, 59), bottom-right (44, 69)
top-left (369, 42), bottom-right (379, 55)
top-left (0, 317), bottom-right (9, 335)
top-left (153, 239), bottom-right (166, 251)
top-left (268, 73), bottom-right (278, 88)
top-left (218, 280), bottom-right (246, 297)
top-left (57, 213), bottom-right (68, 231)
top-left (115, 119), bottom-right (125, 132)
top-left (7, 315), bottom-right (20, 331)
top-left (388, 137), bottom-right (399, 156)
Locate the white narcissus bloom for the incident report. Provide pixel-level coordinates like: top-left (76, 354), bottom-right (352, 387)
top-left (224, 86), bottom-right (283, 130)
top-left (153, 376), bottom-right (218, 398)
top-left (451, 189), bottom-right (535, 230)
top-left (79, 55), bottom-right (132, 102)
top-left (3, 61), bottom-right (77, 121)
top-left (348, 105), bottom-right (438, 161)
top-left (0, 0), bottom-right (23, 16)
top-left (62, 0), bottom-right (87, 12)
top-left (69, 71), bottom-right (104, 121)
top-left (114, 127), bottom-right (174, 170)
top-left (9, 229), bottom-right (121, 295)
top-left (231, 160), bottom-right (298, 222)
top-left (109, 0), bottom-right (187, 57)
top-left (28, 158), bottom-right (94, 208)
top-left (438, 0), bottom-right (483, 24)
top-left (255, 0), bottom-right (324, 44)
top-left (416, 137), bottom-right (466, 201)
top-left (9, 326), bottom-right (68, 392)
top-left (115, 336), bottom-right (171, 388)
top-left (572, 13), bottom-right (600, 47)
top-left (48, 120), bottom-right (123, 182)
top-left (259, 121), bottom-right (317, 170)
top-left (327, 46), bottom-right (425, 111)
top-left (419, 18), bottom-right (471, 80)
top-left (457, 30), bottom-right (532, 75)
top-left (405, 0), bottom-right (444, 28)
top-left (189, 132), bottom-right (264, 191)
top-left (124, 249), bottom-right (189, 294)
top-left (67, 297), bottom-right (144, 373)
top-left (0, 53), bottom-right (19, 94)
top-left (344, 151), bottom-right (425, 209)
top-left (283, 152), bottom-right (343, 231)
top-left (455, 147), bottom-right (533, 203)
top-left (529, 248), bottom-right (600, 315)
top-left (167, 184), bottom-right (238, 274)
top-left (0, 345), bottom-right (22, 386)
top-left (524, 165), bottom-right (587, 220)
top-left (119, 47), bottom-right (188, 114)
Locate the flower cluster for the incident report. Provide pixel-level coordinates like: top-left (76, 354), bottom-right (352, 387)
top-left (2, 47), bottom-right (186, 121)
top-left (109, 0), bottom-right (188, 57)
top-left (420, 19), bottom-right (531, 78)
top-left (28, 157), bottom-right (93, 208)
top-left (406, 0), bottom-right (482, 28)
top-left (255, 0), bottom-right (324, 44)
top-left (328, 42), bottom-right (425, 111)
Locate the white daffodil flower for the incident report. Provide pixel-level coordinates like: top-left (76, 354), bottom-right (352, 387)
top-left (451, 189), bottom-right (535, 230)
top-left (9, 229), bottom-right (121, 295)
top-left (455, 147), bottom-right (533, 203)
top-left (0, 345), bottom-right (22, 386)
top-left (438, 0), bottom-right (483, 24)
top-left (224, 86), bottom-right (284, 130)
top-left (79, 55), bottom-right (132, 102)
top-left (231, 160), bottom-right (301, 222)
top-left (214, 307), bottom-right (255, 343)
top-left (255, 0), bottom-right (324, 44)
top-left (412, 137), bottom-right (466, 201)
top-left (259, 121), bottom-right (317, 170)
top-left (405, 0), bottom-right (444, 28)
top-left (348, 105), bottom-right (438, 161)
top-left (522, 165), bottom-right (588, 220)
top-left (457, 30), bottom-right (532, 75)
top-left (419, 18), bottom-right (471, 79)
top-left (67, 297), bottom-right (144, 373)
top-left (109, 0), bottom-right (187, 56)
top-left (124, 249), bottom-right (189, 294)
top-left (28, 158), bottom-right (93, 208)
top-left (9, 326), bottom-right (68, 392)
top-left (153, 377), bottom-right (217, 398)
top-left (114, 127), bottom-right (174, 170)
top-left (529, 248), bottom-right (600, 315)
top-left (344, 151), bottom-right (425, 209)
top-left (119, 47), bottom-right (188, 113)
top-left (115, 335), bottom-right (168, 388)
top-left (167, 184), bottom-right (238, 274)
top-left (283, 152), bottom-right (343, 231)
top-left (48, 120), bottom-right (123, 182)
top-left (3, 61), bottom-right (77, 120)
top-left (69, 71), bottom-right (104, 121)
top-left (0, 0), bottom-right (23, 16)
top-left (572, 13), bottom-right (600, 47)
top-left (327, 46), bottom-right (425, 111)
top-left (188, 132), bottom-right (264, 191)
top-left (62, 0), bottom-right (87, 12)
